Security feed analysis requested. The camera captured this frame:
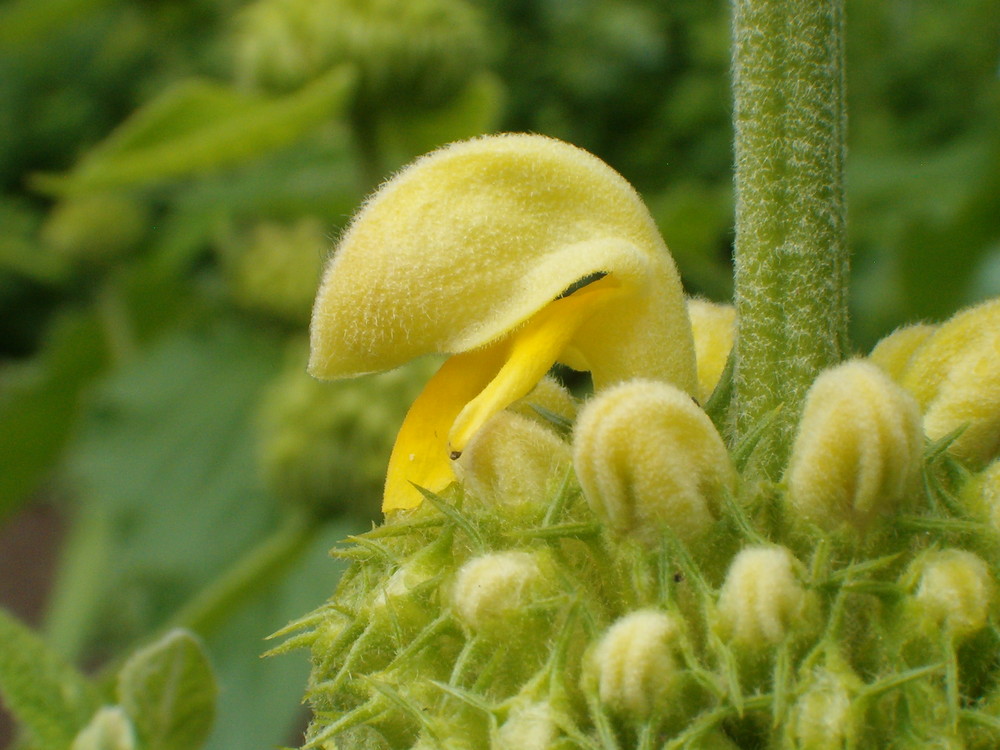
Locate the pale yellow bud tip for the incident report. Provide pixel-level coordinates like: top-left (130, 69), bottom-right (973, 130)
top-left (450, 551), bottom-right (555, 634)
top-left (784, 360), bottom-right (923, 535)
top-left (869, 322), bottom-right (937, 382)
top-left (687, 297), bottom-right (736, 403)
top-left (573, 379), bottom-right (735, 546)
top-left (587, 609), bottom-right (681, 718)
top-left (900, 297), bottom-right (1000, 464)
top-left (715, 546), bottom-right (814, 646)
top-left (912, 549), bottom-right (994, 638)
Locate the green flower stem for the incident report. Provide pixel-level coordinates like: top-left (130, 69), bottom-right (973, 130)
top-left (166, 510), bottom-right (319, 636)
top-left (730, 0), bottom-right (849, 477)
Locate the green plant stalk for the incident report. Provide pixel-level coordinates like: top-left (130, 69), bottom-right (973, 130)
top-left (730, 0), bottom-right (849, 477)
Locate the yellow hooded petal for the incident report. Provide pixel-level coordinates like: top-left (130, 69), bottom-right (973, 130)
top-left (309, 133), bottom-right (695, 394)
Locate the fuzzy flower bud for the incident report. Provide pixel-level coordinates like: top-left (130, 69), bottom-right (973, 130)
top-left (70, 707), bottom-right (136, 750)
top-left (509, 375), bottom-right (578, 426)
top-left (784, 360), bottom-right (923, 534)
top-left (961, 459), bottom-right (1000, 529)
top-left (687, 297), bottom-right (736, 402)
top-left (585, 609), bottom-right (681, 719)
top-left (233, 0), bottom-right (486, 108)
top-left (450, 551), bottom-right (556, 635)
top-left (454, 411), bottom-right (571, 517)
top-left (573, 379), bottom-right (736, 546)
top-left (869, 322), bottom-right (937, 382)
top-left (257, 345), bottom-right (435, 518)
top-left (495, 701), bottom-right (558, 750)
top-left (217, 217), bottom-right (328, 325)
top-left (789, 663), bottom-right (861, 750)
top-left (900, 297), bottom-right (1000, 464)
top-left (910, 549), bottom-right (994, 638)
top-left (714, 546), bottom-right (814, 646)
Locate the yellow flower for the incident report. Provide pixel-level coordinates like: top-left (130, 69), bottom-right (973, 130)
top-left (687, 297), bottom-right (736, 402)
top-left (310, 134), bottom-right (696, 511)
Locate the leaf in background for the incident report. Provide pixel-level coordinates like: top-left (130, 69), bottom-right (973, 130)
top-left (375, 71), bottom-right (505, 173)
top-left (0, 197), bottom-right (69, 283)
top-left (0, 0), bottom-right (114, 47)
top-left (0, 607), bottom-right (100, 750)
top-left (0, 311), bottom-right (108, 523)
top-left (34, 65), bottom-right (356, 194)
top-left (117, 630), bottom-right (217, 750)
top-left (147, 127), bottom-right (360, 279)
top-left (62, 319), bottom-right (283, 652)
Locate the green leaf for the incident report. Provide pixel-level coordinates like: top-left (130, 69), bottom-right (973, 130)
top-left (35, 65), bottom-right (356, 194)
top-left (117, 630), bottom-right (217, 750)
top-left (0, 608), bottom-right (100, 750)
top-left (0, 311), bottom-right (108, 523)
top-left (375, 71), bottom-right (505, 172)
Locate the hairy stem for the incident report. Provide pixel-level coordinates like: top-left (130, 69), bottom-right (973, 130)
top-left (731, 0), bottom-right (850, 477)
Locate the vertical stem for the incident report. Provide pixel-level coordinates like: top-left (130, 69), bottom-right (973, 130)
top-left (731, 0), bottom-right (850, 477)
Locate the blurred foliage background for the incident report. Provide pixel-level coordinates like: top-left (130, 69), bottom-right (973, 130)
top-left (0, 0), bottom-right (997, 747)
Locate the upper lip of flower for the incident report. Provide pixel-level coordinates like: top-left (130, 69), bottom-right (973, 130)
top-left (309, 133), bottom-right (697, 512)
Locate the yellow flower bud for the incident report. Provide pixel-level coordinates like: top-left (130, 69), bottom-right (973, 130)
top-left (495, 701), bottom-right (558, 750)
top-left (869, 323), bottom-right (937, 382)
top-left (921, 338), bottom-right (1000, 465)
top-left (453, 411), bottom-right (571, 515)
top-left (508, 375), bottom-right (578, 426)
top-left (714, 546), bottom-right (814, 646)
top-left (450, 551), bottom-right (556, 634)
top-left (687, 297), bottom-right (736, 402)
top-left (789, 663), bottom-right (861, 750)
top-left (911, 549), bottom-right (994, 638)
top-left (900, 297), bottom-right (1000, 464)
top-left (784, 360), bottom-right (923, 534)
top-left (961, 459), bottom-right (1000, 529)
top-left (586, 609), bottom-right (681, 719)
top-left (572, 379), bottom-right (735, 546)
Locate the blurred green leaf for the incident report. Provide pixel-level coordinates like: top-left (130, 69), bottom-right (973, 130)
top-left (63, 319), bottom-right (284, 651)
top-left (376, 71), bottom-right (506, 172)
top-left (148, 129), bottom-right (360, 279)
top-left (0, 0), bottom-right (115, 47)
top-left (0, 608), bottom-right (100, 750)
top-left (117, 630), bottom-right (217, 750)
top-left (35, 65), bottom-right (356, 194)
top-left (0, 312), bottom-right (108, 522)
top-left (0, 198), bottom-right (69, 283)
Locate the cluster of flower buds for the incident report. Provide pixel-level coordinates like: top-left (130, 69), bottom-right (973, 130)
top-left (284, 136), bottom-right (1000, 749)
